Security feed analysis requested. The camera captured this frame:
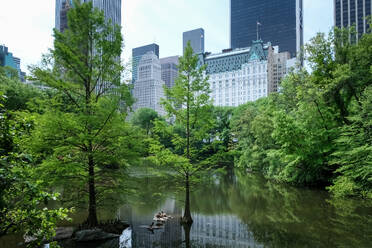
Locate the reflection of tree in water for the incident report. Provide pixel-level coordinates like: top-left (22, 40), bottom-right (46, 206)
top-left (91, 172), bottom-right (371, 248)
top-left (189, 171), bottom-right (372, 248)
top-left (118, 175), bottom-right (183, 248)
top-left (127, 175), bottom-right (178, 215)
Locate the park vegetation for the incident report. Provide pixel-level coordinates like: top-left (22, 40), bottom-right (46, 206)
top-left (0, 0), bottom-right (371, 244)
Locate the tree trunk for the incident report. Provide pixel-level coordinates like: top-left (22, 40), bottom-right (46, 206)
top-left (181, 75), bottom-right (193, 225)
top-left (87, 154), bottom-right (98, 226)
top-left (181, 173), bottom-right (193, 224)
top-left (182, 222), bottom-right (192, 248)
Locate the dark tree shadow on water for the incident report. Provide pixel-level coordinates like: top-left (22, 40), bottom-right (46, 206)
top-left (182, 222), bottom-right (192, 248)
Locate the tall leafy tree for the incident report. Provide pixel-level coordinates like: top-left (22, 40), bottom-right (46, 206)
top-left (29, 0), bottom-right (136, 226)
top-left (151, 42), bottom-right (212, 224)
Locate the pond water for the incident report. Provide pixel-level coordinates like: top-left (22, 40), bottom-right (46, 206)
top-left (1, 170), bottom-right (372, 247)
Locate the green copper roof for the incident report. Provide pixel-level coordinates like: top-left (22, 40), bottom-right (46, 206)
top-left (248, 40), bottom-right (267, 62)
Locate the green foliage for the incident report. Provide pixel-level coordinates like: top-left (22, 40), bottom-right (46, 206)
top-left (0, 92), bottom-right (71, 246)
top-left (202, 106), bottom-right (235, 167)
top-left (150, 42), bottom-right (213, 223)
top-left (0, 66), bottom-right (19, 80)
top-left (0, 69), bottom-right (47, 112)
top-left (0, 154), bottom-right (71, 247)
top-left (28, 0), bottom-right (139, 225)
top-left (328, 86), bottom-right (372, 198)
top-left (231, 28), bottom-right (372, 197)
top-left (130, 107), bottom-right (161, 135)
top-left (155, 41), bottom-right (213, 168)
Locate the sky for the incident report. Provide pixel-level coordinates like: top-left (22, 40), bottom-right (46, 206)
top-left (0, 0), bottom-right (334, 73)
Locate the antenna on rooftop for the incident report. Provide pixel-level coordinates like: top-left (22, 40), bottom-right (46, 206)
top-left (256, 21), bottom-right (262, 40)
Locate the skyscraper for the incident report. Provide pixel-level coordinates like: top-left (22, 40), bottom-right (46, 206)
top-left (132, 52), bottom-right (166, 115)
top-left (160, 56), bottom-right (179, 89)
top-left (230, 0), bottom-right (303, 57)
top-left (334, 0), bottom-right (371, 40)
top-left (132, 44), bottom-right (159, 83)
top-left (183, 28), bottom-right (205, 54)
top-left (55, 0), bottom-right (122, 32)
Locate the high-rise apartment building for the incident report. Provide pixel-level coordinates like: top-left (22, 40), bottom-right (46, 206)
top-left (203, 40), bottom-right (295, 107)
top-left (0, 45), bottom-right (26, 82)
top-left (183, 28), bottom-right (205, 55)
top-left (55, 0), bottom-right (122, 32)
top-left (230, 0), bottom-right (303, 57)
top-left (132, 44), bottom-right (159, 83)
top-left (160, 56), bottom-right (179, 89)
top-left (334, 0), bottom-right (371, 40)
top-left (132, 52), bottom-right (166, 115)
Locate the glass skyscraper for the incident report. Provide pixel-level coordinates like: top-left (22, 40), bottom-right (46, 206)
top-left (55, 0), bottom-right (121, 32)
top-left (334, 0), bottom-right (371, 40)
top-left (183, 28), bottom-right (205, 55)
top-left (230, 0), bottom-right (303, 58)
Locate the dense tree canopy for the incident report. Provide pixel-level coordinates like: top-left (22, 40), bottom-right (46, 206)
top-left (231, 28), bottom-right (372, 198)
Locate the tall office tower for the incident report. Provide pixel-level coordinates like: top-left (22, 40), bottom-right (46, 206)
top-left (55, 0), bottom-right (122, 32)
top-left (334, 0), bottom-right (371, 40)
top-left (59, 0), bottom-right (72, 32)
top-left (183, 28), bottom-right (205, 54)
top-left (132, 52), bottom-right (166, 115)
top-left (132, 44), bottom-right (159, 83)
top-left (160, 56), bottom-right (179, 89)
top-left (230, 0), bottom-right (303, 57)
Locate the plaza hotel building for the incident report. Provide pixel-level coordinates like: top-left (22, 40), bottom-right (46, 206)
top-left (202, 40), bottom-right (296, 107)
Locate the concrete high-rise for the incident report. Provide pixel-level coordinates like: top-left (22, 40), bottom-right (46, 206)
top-left (334, 0), bottom-right (371, 40)
top-left (55, 0), bottom-right (122, 32)
top-left (230, 0), bottom-right (303, 57)
top-left (132, 52), bottom-right (166, 115)
top-left (160, 56), bottom-right (179, 89)
top-left (132, 44), bottom-right (159, 83)
top-left (183, 28), bottom-right (205, 54)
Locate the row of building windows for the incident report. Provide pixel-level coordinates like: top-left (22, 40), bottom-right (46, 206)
top-left (210, 64), bottom-right (267, 79)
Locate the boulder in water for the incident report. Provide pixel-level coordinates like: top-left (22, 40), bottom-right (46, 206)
top-left (53, 227), bottom-right (74, 241)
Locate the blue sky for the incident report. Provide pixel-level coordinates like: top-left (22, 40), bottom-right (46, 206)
top-left (0, 0), bottom-right (333, 73)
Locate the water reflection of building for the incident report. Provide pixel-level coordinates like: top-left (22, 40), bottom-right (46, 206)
top-left (188, 213), bottom-right (263, 248)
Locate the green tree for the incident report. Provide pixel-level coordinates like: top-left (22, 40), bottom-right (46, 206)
top-left (328, 85), bottom-right (372, 198)
top-left (0, 71), bottom-right (47, 112)
top-left (230, 27), bottom-right (372, 197)
top-left (150, 42), bottom-right (212, 224)
top-left (205, 106), bottom-right (235, 167)
top-left (29, 0), bottom-right (137, 226)
top-left (0, 92), bottom-right (71, 247)
top-left (131, 107), bottom-right (160, 136)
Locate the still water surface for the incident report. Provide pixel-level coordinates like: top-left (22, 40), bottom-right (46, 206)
top-left (1, 170), bottom-right (372, 247)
